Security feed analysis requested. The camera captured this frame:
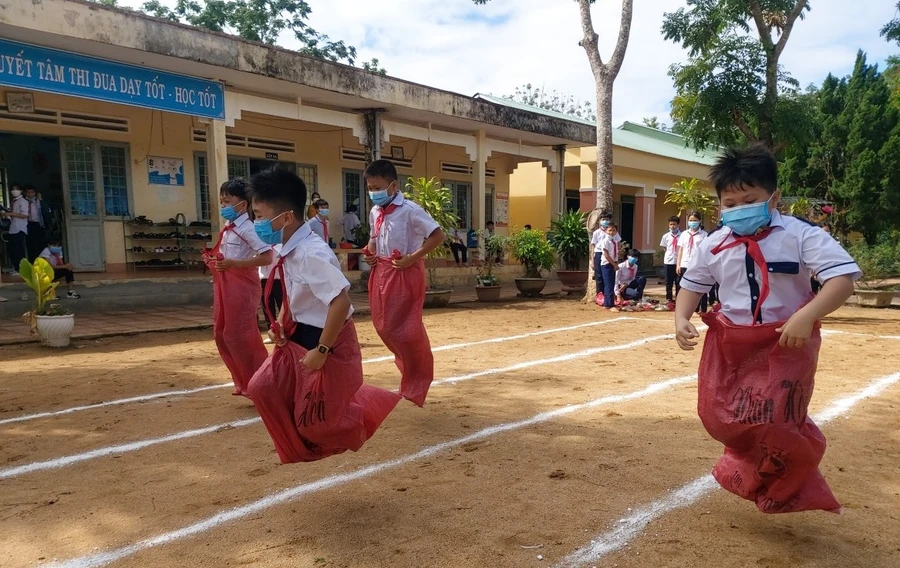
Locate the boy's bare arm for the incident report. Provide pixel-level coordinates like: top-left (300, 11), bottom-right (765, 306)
top-left (674, 288), bottom-right (704, 350)
top-left (776, 275), bottom-right (855, 348)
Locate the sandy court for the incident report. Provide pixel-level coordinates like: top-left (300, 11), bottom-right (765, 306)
top-left (1, 301), bottom-right (899, 568)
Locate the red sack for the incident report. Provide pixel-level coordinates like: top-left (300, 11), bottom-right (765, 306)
top-left (594, 292), bottom-right (604, 306)
top-left (247, 289), bottom-right (401, 463)
top-left (204, 245), bottom-right (267, 396)
top-left (368, 257), bottom-right (435, 407)
top-left (698, 311), bottom-right (840, 514)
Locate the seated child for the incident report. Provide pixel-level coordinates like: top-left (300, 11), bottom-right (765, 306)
top-left (675, 143), bottom-right (859, 514)
top-left (38, 239), bottom-right (80, 299)
top-left (615, 249), bottom-right (647, 303)
top-left (247, 168), bottom-right (401, 463)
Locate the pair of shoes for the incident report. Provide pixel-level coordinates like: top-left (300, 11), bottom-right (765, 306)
top-left (67, 291), bottom-right (81, 299)
top-left (0, 296), bottom-right (7, 302)
top-left (9, 270), bottom-right (18, 277)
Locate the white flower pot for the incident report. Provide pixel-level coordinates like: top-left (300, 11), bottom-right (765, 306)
top-left (36, 314), bottom-right (76, 347)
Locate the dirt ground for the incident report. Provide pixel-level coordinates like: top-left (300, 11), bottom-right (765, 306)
top-left (1, 300), bottom-right (899, 568)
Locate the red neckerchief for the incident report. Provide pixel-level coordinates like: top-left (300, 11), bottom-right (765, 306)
top-left (611, 239), bottom-right (618, 262)
top-left (371, 200), bottom-right (400, 239)
top-left (670, 231), bottom-right (679, 256)
top-left (710, 228), bottom-right (773, 324)
top-left (51, 253), bottom-right (62, 265)
top-left (319, 216), bottom-right (329, 242)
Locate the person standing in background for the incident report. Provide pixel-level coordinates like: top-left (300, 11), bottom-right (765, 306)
top-left (24, 185), bottom-right (47, 262)
top-left (6, 185), bottom-right (28, 276)
top-left (340, 204), bottom-right (361, 244)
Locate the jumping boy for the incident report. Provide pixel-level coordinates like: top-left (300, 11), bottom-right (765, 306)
top-left (247, 168), bottom-right (400, 463)
top-left (659, 215), bottom-right (681, 304)
top-left (675, 143), bottom-right (859, 514)
top-left (363, 160), bottom-right (444, 406)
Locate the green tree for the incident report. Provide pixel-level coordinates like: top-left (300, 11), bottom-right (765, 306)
top-left (780, 52), bottom-right (900, 243)
top-left (504, 83), bottom-right (596, 121)
top-left (664, 178), bottom-right (718, 221)
top-left (882, 1), bottom-right (900, 45)
top-left (90, 0), bottom-right (383, 70)
top-left (662, 0), bottom-right (810, 150)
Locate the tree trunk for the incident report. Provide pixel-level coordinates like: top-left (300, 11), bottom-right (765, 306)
top-left (594, 81), bottom-right (614, 213)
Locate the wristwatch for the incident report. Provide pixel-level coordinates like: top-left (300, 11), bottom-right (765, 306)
top-left (317, 344), bottom-right (333, 355)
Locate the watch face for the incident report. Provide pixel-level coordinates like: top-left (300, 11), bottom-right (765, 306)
top-left (318, 345), bottom-right (328, 354)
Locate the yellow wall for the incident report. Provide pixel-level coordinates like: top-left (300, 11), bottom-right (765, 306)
top-left (0, 90), bottom-right (519, 268)
top-left (509, 161), bottom-right (550, 231)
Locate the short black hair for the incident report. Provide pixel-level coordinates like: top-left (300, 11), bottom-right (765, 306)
top-left (48, 236), bottom-right (62, 245)
top-left (364, 159), bottom-right (398, 182)
top-left (524, 224), bottom-right (532, 230)
top-left (628, 249), bottom-right (639, 258)
top-left (486, 220), bottom-right (495, 226)
top-left (220, 178), bottom-right (250, 202)
top-left (607, 223), bottom-right (618, 230)
top-left (600, 211), bottom-right (612, 220)
top-left (687, 211), bottom-right (702, 220)
top-left (668, 216), bottom-right (680, 224)
top-left (314, 199), bottom-right (329, 209)
top-left (250, 168), bottom-right (307, 216)
top-left (709, 143), bottom-right (778, 197)
top-left (24, 184), bottom-right (36, 192)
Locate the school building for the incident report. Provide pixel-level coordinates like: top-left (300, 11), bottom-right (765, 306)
top-left (0, 0), bottom-right (716, 315)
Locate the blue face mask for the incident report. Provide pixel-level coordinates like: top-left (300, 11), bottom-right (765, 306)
top-left (253, 212), bottom-right (287, 245)
top-left (670, 227), bottom-right (678, 234)
top-left (369, 189), bottom-right (393, 207)
top-left (721, 196), bottom-right (774, 236)
top-left (688, 221), bottom-right (700, 230)
top-left (49, 246), bottom-right (63, 255)
top-left (220, 201), bottom-right (245, 222)
top-left (318, 208), bottom-right (330, 217)
top-left (600, 220), bottom-right (610, 228)
top-left (628, 257), bottom-right (639, 266)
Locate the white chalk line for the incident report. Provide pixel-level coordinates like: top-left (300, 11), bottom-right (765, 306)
top-left (2, 316), bottom-right (652, 427)
top-left (1, 323), bottom-right (696, 481)
top-left (822, 329), bottom-right (900, 340)
top-left (38, 374), bottom-right (699, 568)
top-left (554, 370), bottom-right (900, 568)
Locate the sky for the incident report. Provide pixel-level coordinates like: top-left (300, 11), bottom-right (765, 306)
top-left (114, 0), bottom-right (899, 126)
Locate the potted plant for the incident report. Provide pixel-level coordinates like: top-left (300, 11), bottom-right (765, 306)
top-left (849, 241), bottom-right (898, 308)
top-left (19, 258), bottom-right (75, 347)
top-left (664, 178), bottom-right (718, 222)
top-left (405, 176), bottom-right (459, 308)
top-left (548, 211), bottom-right (590, 293)
top-left (475, 232), bottom-right (509, 301)
top-left (509, 228), bottom-right (555, 297)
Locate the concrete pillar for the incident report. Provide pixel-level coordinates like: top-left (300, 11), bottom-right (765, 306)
top-left (206, 119), bottom-right (228, 238)
top-left (554, 145), bottom-right (567, 217)
top-left (473, 130), bottom-right (487, 234)
top-left (633, 187), bottom-right (657, 275)
top-left (549, 166), bottom-right (561, 222)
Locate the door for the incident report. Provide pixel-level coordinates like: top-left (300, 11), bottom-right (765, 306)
top-left (61, 139), bottom-right (105, 271)
top-left (620, 200), bottom-right (635, 250)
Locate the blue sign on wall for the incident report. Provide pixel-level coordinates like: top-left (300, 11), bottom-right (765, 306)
top-left (0, 38), bottom-right (225, 120)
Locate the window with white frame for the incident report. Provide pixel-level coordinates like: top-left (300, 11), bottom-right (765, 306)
top-left (195, 154), bottom-right (254, 221)
top-left (343, 169), bottom-right (363, 214)
top-left (297, 164), bottom-right (318, 196)
top-left (444, 180), bottom-right (472, 228)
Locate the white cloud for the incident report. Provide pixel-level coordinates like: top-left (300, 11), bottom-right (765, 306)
top-left (115, 0), bottom-right (899, 126)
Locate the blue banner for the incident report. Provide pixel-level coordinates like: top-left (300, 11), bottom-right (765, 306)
top-left (0, 38), bottom-right (225, 119)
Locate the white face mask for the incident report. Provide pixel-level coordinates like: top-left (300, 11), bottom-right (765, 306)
top-left (11, 189), bottom-right (22, 198)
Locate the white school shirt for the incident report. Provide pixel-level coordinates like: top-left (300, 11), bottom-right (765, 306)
top-left (221, 213), bottom-right (271, 260)
top-left (307, 216), bottom-right (329, 242)
top-left (600, 235), bottom-right (620, 266)
top-left (10, 196), bottom-right (28, 234)
top-left (590, 228), bottom-right (606, 249)
top-left (258, 243), bottom-right (283, 280)
top-left (368, 191), bottom-right (440, 257)
top-left (677, 229), bottom-right (707, 268)
top-left (680, 211), bottom-right (861, 326)
top-left (615, 261), bottom-right (639, 289)
top-left (27, 198), bottom-right (43, 224)
top-left (339, 212), bottom-right (361, 239)
top-left (279, 223), bottom-right (353, 328)
top-left (659, 230), bottom-right (680, 265)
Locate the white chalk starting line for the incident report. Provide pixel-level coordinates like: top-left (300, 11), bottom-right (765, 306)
top-left (39, 374), bottom-right (700, 568)
top-left (0, 323), bottom-right (700, 481)
top-left (1, 316), bottom-right (655, 428)
top-left (554, 370), bottom-right (900, 568)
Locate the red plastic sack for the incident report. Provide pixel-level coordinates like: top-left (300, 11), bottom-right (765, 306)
top-left (206, 254), bottom-right (268, 396)
top-left (594, 292), bottom-right (604, 306)
top-left (368, 256), bottom-right (435, 407)
top-left (248, 318), bottom-right (401, 463)
top-left (698, 311), bottom-right (840, 514)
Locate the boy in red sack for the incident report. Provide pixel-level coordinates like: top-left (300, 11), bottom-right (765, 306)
top-left (362, 160), bottom-right (445, 407)
top-left (246, 168), bottom-right (401, 463)
top-left (203, 179), bottom-right (273, 397)
top-left (675, 144), bottom-right (860, 514)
